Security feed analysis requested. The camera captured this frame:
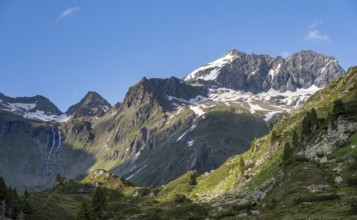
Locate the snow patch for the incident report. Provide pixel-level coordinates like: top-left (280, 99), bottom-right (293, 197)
top-left (8, 102), bottom-right (36, 111)
top-left (177, 124), bottom-right (197, 142)
top-left (268, 64), bottom-right (281, 79)
top-left (320, 59), bottom-right (335, 73)
top-left (99, 105), bottom-right (109, 112)
top-left (167, 95), bottom-right (206, 104)
top-left (248, 102), bottom-right (267, 114)
top-left (189, 105), bottom-right (205, 117)
top-left (24, 110), bottom-right (71, 122)
top-left (127, 164), bottom-right (147, 180)
top-left (184, 51), bottom-right (239, 81)
top-left (168, 107), bottom-right (183, 119)
top-left (187, 140), bottom-right (195, 147)
top-left (264, 111), bottom-right (281, 122)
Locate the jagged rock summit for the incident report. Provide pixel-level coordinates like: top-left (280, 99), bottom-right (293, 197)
top-left (66, 91), bottom-right (112, 118)
top-left (184, 49), bottom-right (345, 93)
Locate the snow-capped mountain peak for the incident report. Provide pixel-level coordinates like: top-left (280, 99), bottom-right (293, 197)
top-left (184, 49), bottom-right (345, 94)
top-left (0, 93), bottom-right (70, 122)
top-left (184, 50), bottom-right (242, 82)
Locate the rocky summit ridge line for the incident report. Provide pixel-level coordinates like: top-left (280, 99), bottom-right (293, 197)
top-left (184, 49), bottom-right (345, 93)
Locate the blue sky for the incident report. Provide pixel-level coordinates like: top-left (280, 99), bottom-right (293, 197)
top-left (0, 1), bottom-right (356, 111)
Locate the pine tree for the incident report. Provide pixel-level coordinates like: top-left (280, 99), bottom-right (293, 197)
top-left (332, 99), bottom-right (345, 119)
top-left (310, 108), bottom-right (318, 125)
top-left (301, 113), bottom-right (309, 134)
top-left (282, 142), bottom-right (293, 166)
top-left (292, 131), bottom-right (299, 148)
top-left (92, 187), bottom-right (106, 220)
top-left (0, 177), bottom-right (6, 217)
top-left (0, 177), bottom-right (6, 200)
top-left (238, 157), bottom-right (245, 175)
top-left (23, 190), bottom-right (29, 200)
top-left (21, 199), bottom-right (32, 216)
top-left (77, 200), bottom-right (95, 220)
top-left (250, 138), bottom-right (257, 152)
top-left (269, 121), bottom-right (274, 130)
top-left (271, 131), bottom-right (277, 144)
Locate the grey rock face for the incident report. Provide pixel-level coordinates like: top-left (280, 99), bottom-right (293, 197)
top-left (184, 50), bottom-right (345, 93)
top-left (66, 91), bottom-right (112, 118)
top-left (120, 77), bottom-right (208, 112)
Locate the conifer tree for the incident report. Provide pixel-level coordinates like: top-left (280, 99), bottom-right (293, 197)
top-left (77, 200), bottom-right (95, 220)
top-left (238, 157), bottom-right (245, 175)
top-left (282, 142), bottom-right (293, 166)
top-left (92, 187), bottom-right (106, 220)
top-left (271, 131), bottom-right (277, 144)
top-left (0, 177), bottom-right (6, 200)
top-left (332, 99), bottom-right (345, 119)
top-left (292, 131), bottom-right (299, 148)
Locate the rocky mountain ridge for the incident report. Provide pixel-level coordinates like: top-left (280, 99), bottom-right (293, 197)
top-left (184, 50), bottom-right (345, 93)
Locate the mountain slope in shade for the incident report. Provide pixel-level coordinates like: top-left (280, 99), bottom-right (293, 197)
top-left (66, 91), bottom-right (112, 118)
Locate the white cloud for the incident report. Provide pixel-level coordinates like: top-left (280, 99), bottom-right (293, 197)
top-left (309, 20), bottom-right (324, 29)
top-left (58, 6), bottom-right (81, 20)
top-left (280, 51), bottom-right (290, 58)
top-left (305, 29), bottom-right (330, 42)
top-left (305, 20), bottom-right (330, 42)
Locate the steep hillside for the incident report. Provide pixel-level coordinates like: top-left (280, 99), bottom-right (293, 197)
top-left (164, 65), bottom-right (357, 218)
top-left (87, 77), bottom-right (268, 187)
top-left (0, 111), bottom-right (95, 191)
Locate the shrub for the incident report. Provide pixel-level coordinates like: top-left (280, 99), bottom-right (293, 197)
top-left (294, 193), bottom-right (339, 204)
top-left (271, 131), bottom-right (277, 144)
top-left (282, 142), bottom-right (293, 166)
top-left (350, 199), bottom-right (357, 214)
top-left (295, 155), bottom-right (309, 163)
top-left (347, 176), bottom-right (357, 186)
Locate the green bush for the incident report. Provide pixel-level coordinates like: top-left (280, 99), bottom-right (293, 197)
top-left (295, 155), bottom-right (309, 163)
top-left (350, 199), bottom-right (357, 214)
top-left (294, 193), bottom-right (339, 204)
top-left (347, 176), bottom-right (357, 186)
top-left (271, 131), bottom-right (277, 144)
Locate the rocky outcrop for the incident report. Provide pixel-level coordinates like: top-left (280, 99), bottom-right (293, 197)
top-left (120, 77), bottom-right (208, 112)
top-left (301, 120), bottom-right (357, 160)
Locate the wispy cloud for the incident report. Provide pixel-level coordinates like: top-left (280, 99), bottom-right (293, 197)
top-left (309, 20), bottom-right (324, 30)
top-left (305, 20), bottom-right (330, 42)
top-left (58, 6), bottom-right (81, 21)
top-left (280, 51), bottom-right (290, 58)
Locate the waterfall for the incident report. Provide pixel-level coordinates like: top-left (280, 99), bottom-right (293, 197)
top-left (42, 127), bottom-right (62, 184)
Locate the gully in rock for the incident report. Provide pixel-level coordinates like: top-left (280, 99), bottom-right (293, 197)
top-left (42, 127), bottom-right (62, 184)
